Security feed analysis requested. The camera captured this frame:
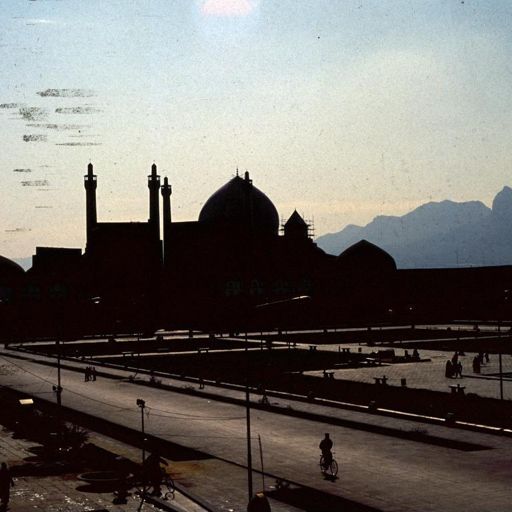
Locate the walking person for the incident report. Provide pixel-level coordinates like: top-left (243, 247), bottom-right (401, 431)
top-left (0, 462), bottom-right (14, 511)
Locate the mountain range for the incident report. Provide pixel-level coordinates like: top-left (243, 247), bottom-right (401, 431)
top-left (315, 187), bottom-right (512, 269)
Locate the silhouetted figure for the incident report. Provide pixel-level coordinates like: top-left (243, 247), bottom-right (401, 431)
top-left (484, 352), bottom-right (490, 363)
top-left (319, 433), bottom-right (333, 469)
top-left (455, 361), bottom-right (463, 378)
top-left (445, 360), bottom-right (453, 378)
top-left (412, 348), bottom-right (420, 361)
top-left (451, 352), bottom-right (458, 366)
top-left (473, 356), bottom-right (481, 374)
top-left (0, 462), bottom-right (14, 510)
top-left (144, 451), bottom-right (168, 496)
top-left (91, 367), bottom-right (97, 381)
top-left (84, 366), bottom-right (90, 382)
top-left (247, 492), bottom-right (271, 512)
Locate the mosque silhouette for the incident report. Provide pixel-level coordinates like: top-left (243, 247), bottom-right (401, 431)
top-left (1, 163), bottom-right (512, 340)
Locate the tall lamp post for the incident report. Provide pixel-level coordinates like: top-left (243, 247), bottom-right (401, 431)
top-left (244, 328), bottom-right (253, 501)
top-left (247, 295), bottom-right (311, 499)
top-left (136, 398), bottom-right (146, 464)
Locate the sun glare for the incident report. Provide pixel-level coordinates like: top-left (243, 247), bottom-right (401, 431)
top-left (200, 0), bottom-right (258, 17)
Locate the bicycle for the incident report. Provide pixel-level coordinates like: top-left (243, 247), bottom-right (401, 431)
top-left (161, 473), bottom-right (175, 501)
top-left (319, 453), bottom-right (338, 477)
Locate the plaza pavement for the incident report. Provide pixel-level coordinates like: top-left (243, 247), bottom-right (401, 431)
top-left (305, 347), bottom-right (512, 400)
top-left (0, 348), bottom-right (512, 512)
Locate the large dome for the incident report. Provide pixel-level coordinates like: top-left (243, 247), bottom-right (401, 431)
top-left (337, 240), bottom-right (396, 273)
top-left (0, 255), bottom-right (24, 280)
top-left (199, 173), bottom-right (279, 235)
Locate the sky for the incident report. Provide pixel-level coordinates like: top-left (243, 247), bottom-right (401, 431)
top-left (1, 0), bottom-right (512, 259)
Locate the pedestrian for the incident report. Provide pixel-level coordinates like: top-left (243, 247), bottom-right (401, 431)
top-left (485, 353), bottom-right (490, 363)
top-left (92, 367), bottom-right (97, 381)
top-left (0, 462), bottom-right (14, 510)
top-left (445, 360), bottom-right (453, 378)
top-left (84, 367), bottom-right (90, 382)
top-left (455, 361), bottom-right (463, 378)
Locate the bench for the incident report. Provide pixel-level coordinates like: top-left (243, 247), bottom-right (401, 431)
top-left (374, 376), bottom-right (388, 385)
top-left (449, 384), bottom-right (465, 395)
top-left (309, 345), bottom-right (318, 352)
top-left (323, 371), bottom-right (335, 380)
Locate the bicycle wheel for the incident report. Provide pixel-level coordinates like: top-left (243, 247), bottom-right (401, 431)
top-left (163, 475), bottom-right (175, 500)
top-left (319, 455), bottom-right (326, 474)
top-left (329, 459), bottom-right (339, 477)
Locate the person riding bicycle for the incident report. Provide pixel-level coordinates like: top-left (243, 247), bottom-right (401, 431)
top-left (319, 433), bottom-right (333, 470)
top-left (143, 450), bottom-right (168, 496)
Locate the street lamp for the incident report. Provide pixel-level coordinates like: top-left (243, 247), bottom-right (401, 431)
top-left (245, 294), bottom-right (311, 501)
top-left (136, 398), bottom-right (146, 464)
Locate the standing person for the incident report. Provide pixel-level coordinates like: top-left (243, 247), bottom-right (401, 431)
top-left (0, 462), bottom-right (14, 510)
top-left (92, 367), bottom-right (97, 381)
top-left (319, 433), bottom-right (333, 470)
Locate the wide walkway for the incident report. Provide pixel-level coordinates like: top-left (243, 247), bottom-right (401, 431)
top-left (305, 348), bottom-right (512, 400)
top-left (0, 350), bottom-right (511, 512)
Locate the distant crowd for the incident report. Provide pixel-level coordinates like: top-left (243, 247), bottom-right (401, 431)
top-left (445, 351), bottom-right (490, 378)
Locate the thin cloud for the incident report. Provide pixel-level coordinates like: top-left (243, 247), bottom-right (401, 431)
top-left (24, 19), bottom-right (59, 26)
top-left (23, 134), bottom-right (47, 142)
top-left (19, 107), bottom-right (48, 121)
top-left (26, 123), bottom-right (89, 130)
top-left (21, 180), bottom-right (50, 187)
top-left (55, 106), bottom-right (101, 114)
top-left (37, 88), bottom-right (95, 97)
top-left (0, 103), bottom-right (23, 109)
top-left (55, 142), bottom-right (102, 146)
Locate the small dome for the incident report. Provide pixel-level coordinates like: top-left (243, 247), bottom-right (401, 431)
top-left (199, 173), bottom-right (279, 235)
top-left (0, 255), bottom-right (25, 280)
top-left (284, 210), bottom-right (308, 228)
top-left (337, 240), bottom-right (396, 272)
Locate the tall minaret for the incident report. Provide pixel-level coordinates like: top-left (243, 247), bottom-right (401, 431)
top-left (148, 163), bottom-right (161, 240)
top-left (84, 162), bottom-right (97, 246)
top-left (161, 176), bottom-right (172, 263)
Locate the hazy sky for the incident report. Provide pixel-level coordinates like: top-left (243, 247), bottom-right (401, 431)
top-left (1, 0), bottom-right (512, 259)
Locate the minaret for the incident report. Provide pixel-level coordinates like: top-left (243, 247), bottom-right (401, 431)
top-left (161, 177), bottom-right (172, 263)
top-left (83, 162), bottom-right (97, 246)
top-left (148, 163), bottom-right (161, 240)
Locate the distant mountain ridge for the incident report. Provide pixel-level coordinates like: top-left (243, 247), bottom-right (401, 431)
top-left (315, 187), bottom-right (512, 268)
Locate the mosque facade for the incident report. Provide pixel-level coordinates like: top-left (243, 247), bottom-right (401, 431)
top-left (1, 163), bottom-right (512, 339)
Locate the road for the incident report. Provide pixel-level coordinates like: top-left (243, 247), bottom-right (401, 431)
top-left (0, 352), bottom-right (511, 512)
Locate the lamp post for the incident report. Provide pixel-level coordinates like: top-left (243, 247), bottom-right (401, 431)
top-left (244, 320), bottom-right (254, 502)
top-left (55, 339), bottom-right (62, 406)
top-left (136, 399), bottom-right (146, 463)
top-left (247, 294), bottom-right (311, 501)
